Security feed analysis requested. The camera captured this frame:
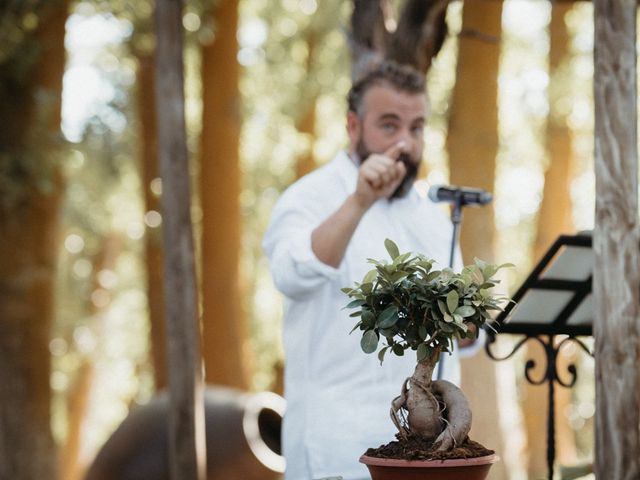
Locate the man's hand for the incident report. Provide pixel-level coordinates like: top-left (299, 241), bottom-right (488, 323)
top-left (310, 142), bottom-right (408, 268)
top-left (354, 142), bottom-right (407, 208)
top-left (457, 323), bottom-right (478, 348)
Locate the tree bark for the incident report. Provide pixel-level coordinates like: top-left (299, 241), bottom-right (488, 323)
top-left (593, 1), bottom-right (640, 478)
top-left (155, 0), bottom-right (207, 478)
top-left (60, 361), bottom-right (93, 480)
top-left (137, 51), bottom-right (168, 390)
top-left (295, 32), bottom-right (318, 180)
top-left (200, 0), bottom-right (249, 389)
top-left (0, 3), bottom-right (68, 479)
top-left (447, 2), bottom-right (507, 479)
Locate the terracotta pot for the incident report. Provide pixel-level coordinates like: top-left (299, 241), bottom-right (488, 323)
top-left (360, 453), bottom-right (499, 480)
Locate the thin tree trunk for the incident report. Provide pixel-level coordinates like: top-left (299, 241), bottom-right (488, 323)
top-left (593, 1), bottom-right (640, 478)
top-left (525, 5), bottom-right (577, 477)
top-left (533, 3), bottom-right (575, 261)
top-left (155, 0), bottom-right (207, 478)
top-left (447, 3), bottom-right (507, 479)
top-left (200, 0), bottom-right (249, 389)
top-left (60, 361), bottom-right (93, 480)
top-left (294, 98), bottom-right (317, 179)
top-left (137, 52), bottom-right (168, 390)
top-left (0, 3), bottom-right (68, 478)
top-left (294, 32), bottom-right (318, 180)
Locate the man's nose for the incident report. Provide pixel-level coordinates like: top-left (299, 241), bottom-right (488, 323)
top-left (398, 129), bottom-right (415, 150)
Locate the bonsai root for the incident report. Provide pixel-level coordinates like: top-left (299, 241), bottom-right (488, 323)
top-left (390, 377), bottom-right (411, 439)
top-left (431, 380), bottom-right (472, 451)
top-left (389, 373), bottom-right (472, 452)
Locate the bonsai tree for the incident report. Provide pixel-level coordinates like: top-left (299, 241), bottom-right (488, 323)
top-left (342, 239), bottom-right (511, 454)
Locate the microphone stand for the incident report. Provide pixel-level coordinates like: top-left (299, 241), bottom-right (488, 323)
top-left (437, 194), bottom-right (464, 380)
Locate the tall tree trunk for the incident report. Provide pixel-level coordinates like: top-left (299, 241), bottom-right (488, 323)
top-left (60, 361), bottom-right (93, 480)
top-left (447, 3), bottom-right (507, 480)
top-left (200, 0), bottom-right (248, 389)
top-left (593, 1), bottom-right (640, 478)
top-left (294, 31), bottom-right (318, 180)
top-left (0, 3), bottom-right (68, 479)
top-left (525, 5), bottom-right (577, 478)
top-left (155, 0), bottom-right (207, 477)
top-left (137, 52), bottom-right (168, 390)
top-left (533, 3), bottom-right (575, 261)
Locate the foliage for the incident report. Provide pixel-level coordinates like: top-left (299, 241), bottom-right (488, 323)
top-left (343, 239), bottom-right (512, 364)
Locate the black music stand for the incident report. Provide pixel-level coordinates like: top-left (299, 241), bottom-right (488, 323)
top-left (485, 232), bottom-right (594, 480)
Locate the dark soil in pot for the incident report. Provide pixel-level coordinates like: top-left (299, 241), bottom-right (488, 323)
top-left (364, 434), bottom-right (494, 461)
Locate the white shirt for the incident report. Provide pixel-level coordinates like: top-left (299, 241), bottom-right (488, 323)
top-left (263, 151), bottom-right (468, 480)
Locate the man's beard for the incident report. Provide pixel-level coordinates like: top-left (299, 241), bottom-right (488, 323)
top-left (356, 139), bottom-right (419, 199)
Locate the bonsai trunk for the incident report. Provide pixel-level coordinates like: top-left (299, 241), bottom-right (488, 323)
top-left (406, 356), bottom-right (442, 441)
top-left (392, 350), bottom-right (473, 452)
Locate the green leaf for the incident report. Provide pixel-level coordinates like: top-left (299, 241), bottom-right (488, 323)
top-left (417, 343), bottom-right (428, 362)
top-left (393, 252), bottom-right (412, 265)
top-left (417, 260), bottom-right (433, 271)
top-left (361, 310), bottom-right (375, 328)
top-left (345, 299), bottom-right (366, 309)
top-left (361, 330), bottom-right (379, 354)
top-left (454, 305), bottom-right (476, 318)
top-left (362, 269), bottom-right (378, 285)
top-left (384, 238), bottom-right (400, 260)
top-left (474, 257), bottom-right (487, 270)
top-left (392, 344), bottom-right (405, 356)
top-left (377, 306), bottom-right (399, 328)
top-left (418, 325), bottom-right (428, 340)
top-left (438, 299), bottom-right (449, 315)
top-left (424, 270), bottom-right (441, 282)
top-left (341, 287), bottom-right (354, 295)
top-left (446, 290), bottom-right (459, 314)
top-left (471, 267), bottom-right (484, 285)
top-left (390, 270), bottom-right (409, 283)
top-left (378, 346), bottom-right (388, 364)
top-left (440, 322), bottom-right (455, 332)
top-left (482, 265), bottom-right (497, 280)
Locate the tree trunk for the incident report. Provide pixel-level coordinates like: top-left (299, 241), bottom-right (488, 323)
top-left (199, 0), bottom-right (249, 389)
top-left (294, 99), bottom-right (317, 179)
top-left (0, 3), bottom-right (68, 479)
top-left (525, 5), bottom-right (577, 478)
top-left (155, 0), bottom-right (207, 478)
top-left (447, 3), bottom-right (507, 479)
top-left (60, 361), bottom-right (93, 480)
top-left (295, 33), bottom-right (318, 180)
top-left (137, 52), bottom-right (168, 390)
top-left (533, 3), bottom-right (575, 261)
top-left (593, 1), bottom-right (640, 478)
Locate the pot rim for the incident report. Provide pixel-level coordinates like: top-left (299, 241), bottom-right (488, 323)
top-left (359, 453), bottom-right (499, 468)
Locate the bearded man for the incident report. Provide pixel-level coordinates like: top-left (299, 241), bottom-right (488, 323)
top-left (263, 60), bottom-right (478, 480)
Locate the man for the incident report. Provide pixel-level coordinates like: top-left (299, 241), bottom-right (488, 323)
top-left (263, 60), bottom-right (476, 480)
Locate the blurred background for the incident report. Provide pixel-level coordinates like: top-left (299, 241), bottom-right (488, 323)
top-left (0, 0), bottom-right (597, 479)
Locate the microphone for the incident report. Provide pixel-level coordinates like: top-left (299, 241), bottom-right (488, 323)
top-left (428, 185), bottom-right (493, 206)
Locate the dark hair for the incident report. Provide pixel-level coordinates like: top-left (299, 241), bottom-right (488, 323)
top-left (347, 60), bottom-right (426, 115)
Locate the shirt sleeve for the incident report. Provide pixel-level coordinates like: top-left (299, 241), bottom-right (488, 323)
top-left (262, 186), bottom-right (342, 300)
